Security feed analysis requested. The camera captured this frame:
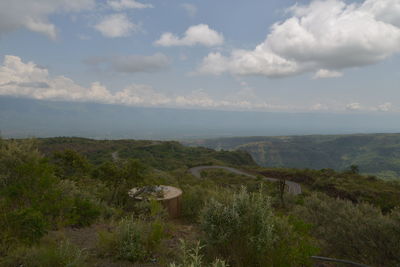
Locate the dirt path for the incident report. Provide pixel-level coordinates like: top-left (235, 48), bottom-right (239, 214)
top-left (188, 165), bottom-right (302, 195)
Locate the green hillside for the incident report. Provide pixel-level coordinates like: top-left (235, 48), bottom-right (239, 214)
top-left (1, 137), bottom-right (400, 266)
top-left (37, 137), bottom-right (257, 170)
top-left (187, 133), bottom-right (400, 179)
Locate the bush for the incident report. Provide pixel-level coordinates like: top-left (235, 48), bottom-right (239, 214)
top-left (0, 140), bottom-right (102, 254)
top-left (51, 150), bottom-right (91, 180)
top-left (92, 159), bottom-right (146, 206)
top-left (56, 180), bottom-right (102, 227)
top-left (294, 193), bottom-right (400, 266)
top-left (6, 208), bottom-right (47, 245)
top-left (169, 240), bottom-right (228, 267)
top-left (200, 187), bottom-right (317, 266)
top-left (97, 201), bottom-right (167, 263)
top-left (1, 240), bottom-right (87, 267)
top-left (97, 216), bottom-right (166, 263)
top-left (181, 185), bottom-right (210, 222)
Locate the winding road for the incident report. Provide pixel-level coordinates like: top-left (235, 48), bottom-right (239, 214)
top-left (188, 165), bottom-right (302, 195)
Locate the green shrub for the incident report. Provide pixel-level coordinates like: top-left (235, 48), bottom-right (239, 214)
top-left (72, 198), bottom-right (101, 227)
top-left (0, 140), bottom-right (102, 253)
top-left (92, 159), bottom-right (146, 206)
top-left (181, 184), bottom-right (235, 223)
top-left (294, 193), bottom-right (400, 266)
top-left (169, 240), bottom-right (228, 267)
top-left (1, 240), bottom-right (87, 267)
top-left (200, 187), bottom-right (317, 266)
top-left (55, 179), bottom-right (102, 227)
top-left (97, 213), bottom-right (166, 263)
top-left (181, 185), bottom-right (210, 222)
top-left (7, 208), bottom-right (47, 245)
top-left (51, 150), bottom-right (91, 180)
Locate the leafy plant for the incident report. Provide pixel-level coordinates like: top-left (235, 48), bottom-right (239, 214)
top-left (294, 193), bottom-right (400, 266)
top-left (200, 187), bottom-right (317, 266)
top-left (97, 212), bottom-right (167, 263)
top-left (169, 240), bottom-right (228, 267)
top-left (1, 240), bottom-right (87, 267)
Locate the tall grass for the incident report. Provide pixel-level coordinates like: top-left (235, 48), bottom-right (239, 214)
top-left (1, 240), bottom-right (87, 267)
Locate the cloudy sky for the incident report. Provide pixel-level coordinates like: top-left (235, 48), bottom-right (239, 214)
top-left (0, 0), bottom-right (399, 112)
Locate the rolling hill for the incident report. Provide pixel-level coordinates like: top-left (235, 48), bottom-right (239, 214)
top-left (187, 134), bottom-right (400, 179)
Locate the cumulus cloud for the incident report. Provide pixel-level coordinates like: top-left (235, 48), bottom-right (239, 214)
top-left (155, 24), bottom-right (224, 47)
top-left (198, 0), bottom-right (400, 78)
top-left (3, 55), bottom-right (393, 112)
top-left (0, 55), bottom-right (277, 110)
top-left (181, 3), bottom-right (197, 17)
top-left (313, 69), bottom-right (343, 79)
top-left (0, 55), bottom-right (113, 101)
top-left (346, 102), bottom-right (362, 111)
top-left (0, 0), bottom-right (95, 40)
top-left (94, 13), bottom-right (138, 38)
top-left (85, 53), bottom-right (170, 73)
top-left (107, 0), bottom-right (153, 10)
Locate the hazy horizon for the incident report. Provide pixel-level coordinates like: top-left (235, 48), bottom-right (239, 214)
top-left (2, 96), bottom-right (400, 140)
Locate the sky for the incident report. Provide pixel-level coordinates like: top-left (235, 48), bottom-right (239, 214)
top-left (0, 0), bottom-right (400, 113)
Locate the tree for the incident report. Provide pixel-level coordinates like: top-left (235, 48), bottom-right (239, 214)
top-left (349, 164), bottom-right (359, 174)
top-left (51, 149), bottom-right (91, 179)
top-left (278, 178), bottom-right (286, 207)
top-left (93, 159), bottom-right (145, 205)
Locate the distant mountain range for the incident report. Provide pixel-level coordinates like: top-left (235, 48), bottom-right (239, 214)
top-left (2, 96), bottom-right (400, 140)
top-left (187, 134), bottom-right (400, 179)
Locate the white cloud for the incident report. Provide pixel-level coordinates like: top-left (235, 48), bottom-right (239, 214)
top-left (94, 13), bottom-right (138, 38)
top-left (0, 55), bottom-right (113, 102)
top-left (0, 0), bottom-right (95, 40)
top-left (155, 24), bottom-right (224, 47)
top-left (346, 102), bottom-right (362, 111)
top-left (0, 55), bottom-right (170, 106)
top-left (107, 0), bottom-right (153, 11)
top-left (114, 85), bottom-right (171, 106)
top-left (85, 53), bottom-right (170, 73)
top-left (2, 55), bottom-right (394, 113)
top-left (376, 102), bottom-right (393, 111)
top-left (310, 103), bottom-right (329, 111)
top-left (181, 3), bottom-right (197, 17)
top-left (198, 0), bottom-right (400, 77)
top-left (175, 89), bottom-right (217, 108)
top-left (313, 69), bottom-right (343, 79)
top-left (0, 55), bottom-right (288, 110)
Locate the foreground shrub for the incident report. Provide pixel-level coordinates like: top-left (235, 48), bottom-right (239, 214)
top-left (169, 240), bottom-right (228, 267)
top-left (181, 183), bottom-right (238, 223)
top-left (294, 193), bottom-right (400, 266)
top-left (181, 185), bottom-right (212, 222)
top-left (1, 240), bottom-right (87, 267)
top-left (97, 201), bottom-right (167, 263)
top-left (55, 180), bottom-right (102, 227)
top-left (0, 140), bottom-right (101, 254)
top-left (200, 188), bottom-right (317, 266)
top-left (97, 217), bottom-right (166, 263)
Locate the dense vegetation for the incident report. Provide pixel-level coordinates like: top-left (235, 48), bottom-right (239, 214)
top-left (258, 167), bottom-right (400, 212)
top-left (38, 137), bottom-right (256, 170)
top-left (0, 137), bottom-right (399, 266)
top-left (187, 133), bottom-right (400, 180)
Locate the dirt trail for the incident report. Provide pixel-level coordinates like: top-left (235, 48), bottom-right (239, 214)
top-left (188, 165), bottom-right (302, 195)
